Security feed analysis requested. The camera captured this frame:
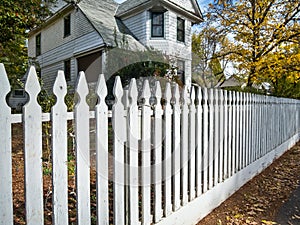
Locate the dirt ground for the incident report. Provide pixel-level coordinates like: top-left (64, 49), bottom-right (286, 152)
top-left (197, 141), bottom-right (300, 225)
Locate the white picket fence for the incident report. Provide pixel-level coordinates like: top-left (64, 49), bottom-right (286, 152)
top-left (1, 63), bottom-right (300, 225)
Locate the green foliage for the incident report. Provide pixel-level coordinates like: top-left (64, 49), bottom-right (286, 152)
top-left (0, 0), bottom-right (56, 88)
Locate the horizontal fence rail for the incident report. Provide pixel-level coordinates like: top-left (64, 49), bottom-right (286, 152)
top-left (1, 64), bottom-right (300, 225)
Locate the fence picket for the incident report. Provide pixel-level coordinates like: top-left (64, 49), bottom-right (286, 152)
top-left (0, 64), bottom-right (13, 225)
top-left (188, 87), bottom-right (196, 200)
top-left (163, 82), bottom-right (172, 216)
top-left (227, 91), bottom-right (233, 177)
top-left (140, 80), bottom-right (152, 225)
top-left (23, 66), bottom-right (43, 225)
top-left (172, 84), bottom-right (181, 211)
top-left (219, 90), bottom-right (224, 182)
top-left (208, 89), bottom-right (214, 189)
top-left (223, 90), bottom-right (228, 179)
top-left (95, 74), bottom-right (109, 225)
top-left (181, 86), bottom-right (189, 204)
top-left (52, 71), bottom-right (68, 225)
top-left (153, 81), bottom-right (163, 222)
top-left (214, 89), bottom-right (219, 186)
top-left (127, 78), bottom-right (140, 225)
top-left (202, 88), bottom-right (209, 192)
top-left (75, 72), bottom-right (91, 225)
top-left (112, 76), bottom-right (126, 225)
top-left (196, 87), bottom-right (203, 196)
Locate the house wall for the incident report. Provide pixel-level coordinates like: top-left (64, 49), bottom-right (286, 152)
top-left (122, 11), bottom-right (147, 44)
top-left (168, 0), bottom-right (196, 14)
top-left (28, 8), bottom-right (104, 90)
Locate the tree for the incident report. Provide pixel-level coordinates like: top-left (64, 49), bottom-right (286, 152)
top-left (0, 0), bottom-right (56, 88)
top-left (206, 0), bottom-right (300, 91)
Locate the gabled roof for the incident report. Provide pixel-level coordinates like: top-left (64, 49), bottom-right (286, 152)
top-left (116, 0), bottom-right (203, 23)
top-left (78, 0), bottom-right (145, 50)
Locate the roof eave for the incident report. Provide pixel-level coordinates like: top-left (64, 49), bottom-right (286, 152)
top-left (28, 4), bottom-right (74, 37)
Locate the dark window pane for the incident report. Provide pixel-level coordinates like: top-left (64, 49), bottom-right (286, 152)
top-left (177, 17), bottom-right (185, 42)
top-left (64, 14), bottom-right (71, 37)
top-left (151, 12), bottom-right (164, 37)
top-left (36, 34), bottom-right (41, 56)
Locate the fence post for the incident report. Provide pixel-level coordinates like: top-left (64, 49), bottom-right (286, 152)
top-left (0, 64), bottom-right (13, 225)
top-left (196, 87), bottom-right (203, 196)
top-left (208, 89), bottom-right (214, 189)
top-left (202, 88), bottom-right (209, 192)
top-left (52, 71), bottom-right (68, 225)
top-left (23, 66), bottom-right (44, 225)
top-left (95, 74), bottom-right (109, 225)
top-left (213, 89), bottom-right (219, 187)
top-left (75, 72), bottom-right (91, 225)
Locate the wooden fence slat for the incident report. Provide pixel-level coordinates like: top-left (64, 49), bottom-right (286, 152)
top-left (219, 90), bottom-right (224, 182)
top-left (223, 90), bottom-right (228, 179)
top-left (51, 71), bottom-right (68, 225)
top-left (95, 74), bottom-right (109, 225)
top-left (163, 82), bottom-right (172, 216)
top-left (195, 87), bottom-right (203, 197)
top-left (140, 80), bottom-right (152, 225)
top-left (0, 64), bottom-right (13, 225)
top-left (153, 81), bottom-right (163, 222)
top-left (231, 91), bottom-right (236, 175)
top-left (75, 72), bottom-right (91, 225)
top-left (23, 66), bottom-right (44, 225)
top-left (202, 88), bottom-right (209, 192)
top-left (208, 89), bottom-right (214, 190)
top-left (112, 76), bottom-right (126, 225)
top-left (172, 84), bottom-right (181, 211)
top-left (181, 86), bottom-right (189, 204)
top-left (214, 89), bottom-right (219, 187)
top-left (188, 87), bottom-right (196, 200)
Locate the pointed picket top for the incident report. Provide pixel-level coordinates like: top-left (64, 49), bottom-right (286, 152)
top-left (208, 88), bottom-right (214, 105)
top-left (203, 88), bottom-right (208, 103)
top-left (96, 74), bottom-right (108, 106)
top-left (53, 71), bottom-right (67, 103)
top-left (154, 81), bottom-right (162, 104)
top-left (0, 63), bottom-right (10, 99)
top-left (113, 76), bottom-right (123, 103)
top-left (25, 66), bottom-right (41, 102)
top-left (181, 85), bottom-right (190, 105)
top-left (128, 78), bottom-right (138, 104)
top-left (141, 79), bottom-right (151, 105)
top-left (75, 71), bottom-right (89, 103)
top-left (172, 83), bottom-right (180, 105)
top-left (219, 89), bottom-right (224, 104)
top-left (214, 89), bottom-right (219, 105)
top-left (228, 91), bottom-right (232, 104)
top-left (223, 90), bottom-right (228, 105)
top-left (190, 87), bottom-right (195, 103)
top-left (164, 82), bottom-right (172, 103)
top-left (232, 91), bottom-right (236, 104)
top-left (196, 87), bottom-right (202, 105)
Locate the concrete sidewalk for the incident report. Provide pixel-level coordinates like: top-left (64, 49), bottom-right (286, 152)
top-left (275, 185), bottom-right (300, 225)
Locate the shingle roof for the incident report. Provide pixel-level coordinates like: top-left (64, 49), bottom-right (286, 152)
top-left (78, 0), bottom-right (145, 51)
top-left (116, 0), bottom-right (150, 16)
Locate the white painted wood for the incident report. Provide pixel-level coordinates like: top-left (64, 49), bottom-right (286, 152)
top-left (95, 74), bottom-right (109, 225)
top-left (231, 92), bottom-right (236, 175)
top-left (202, 88), bottom-right (209, 193)
top-left (163, 82), bottom-right (172, 216)
top-left (23, 66), bottom-right (44, 225)
top-left (181, 86), bottom-right (189, 204)
top-left (213, 89), bottom-right (219, 187)
top-left (223, 90), bottom-right (228, 180)
top-left (51, 71), bottom-right (68, 225)
top-left (172, 84), bottom-right (181, 211)
top-left (156, 132), bottom-right (300, 225)
top-left (0, 64), bottom-right (13, 225)
top-left (218, 90), bottom-right (224, 182)
top-left (140, 80), bottom-right (152, 225)
top-left (208, 89), bottom-right (214, 190)
top-left (195, 87), bottom-right (203, 197)
top-left (112, 76), bottom-right (126, 225)
top-left (153, 81), bottom-right (163, 222)
top-left (188, 87), bottom-right (196, 200)
top-left (227, 91), bottom-right (233, 177)
top-left (75, 72), bottom-right (91, 225)
top-left (241, 93), bottom-right (246, 169)
top-left (127, 78), bottom-right (140, 225)
top-left (235, 92), bottom-right (240, 172)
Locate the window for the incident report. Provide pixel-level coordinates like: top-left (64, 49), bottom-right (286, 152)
top-left (177, 17), bottom-right (185, 42)
top-left (177, 60), bottom-right (185, 82)
top-left (64, 14), bottom-right (71, 37)
top-left (151, 12), bottom-right (164, 37)
top-left (64, 59), bottom-right (71, 81)
top-left (36, 33), bottom-right (41, 56)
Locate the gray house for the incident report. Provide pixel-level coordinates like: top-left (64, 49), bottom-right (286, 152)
top-left (27, 0), bottom-right (203, 90)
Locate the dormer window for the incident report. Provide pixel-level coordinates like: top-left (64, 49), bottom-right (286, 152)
top-left (64, 14), bottom-right (71, 37)
top-left (36, 33), bottom-right (41, 56)
top-left (151, 12), bottom-right (164, 37)
top-left (177, 17), bottom-right (185, 42)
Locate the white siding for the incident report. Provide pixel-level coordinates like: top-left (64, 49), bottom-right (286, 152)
top-left (123, 12), bottom-right (147, 44)
top-left (169, 0), bottom-right (196, 14)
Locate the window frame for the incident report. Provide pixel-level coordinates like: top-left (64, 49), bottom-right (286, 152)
top-left (36, 33), bottom-right (41, 56)
top-left (151, 12), bottom-right (165, 38)
top-left (177, 17), bottom-right (185, 42)
top-left (64, 14), bottom-right (71, 37)
top-left (64, 59), bottom-right (71, 81)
